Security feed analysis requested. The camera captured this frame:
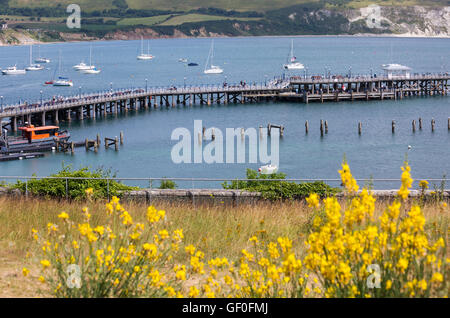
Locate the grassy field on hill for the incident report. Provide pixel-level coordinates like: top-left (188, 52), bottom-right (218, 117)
top-left (6, 0), bottom-right (450, 13)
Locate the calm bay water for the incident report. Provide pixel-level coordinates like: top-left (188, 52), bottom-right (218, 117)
top-left (0, 36), bottom-right (449, 189)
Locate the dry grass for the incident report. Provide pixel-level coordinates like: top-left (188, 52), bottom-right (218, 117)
top-left (0, 196), bottom-right (447, 297)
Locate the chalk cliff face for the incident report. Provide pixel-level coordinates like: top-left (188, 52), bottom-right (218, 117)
top-left (346, 5), bottom-right (450, 37)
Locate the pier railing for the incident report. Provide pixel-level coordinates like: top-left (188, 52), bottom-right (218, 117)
top-left (1, 72), bottom-right (448, 116)
top-left (0, 175), bottom-right (448, 200)
top-left (0, 81), bottom-right (290, 116)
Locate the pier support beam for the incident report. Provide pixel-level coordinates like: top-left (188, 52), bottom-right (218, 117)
top-left (54, 110), bottom-right (59, 125)
top-left (41, 111), bottom-right (46, 126)
top-left (12, 116), bottom-right (17, 132)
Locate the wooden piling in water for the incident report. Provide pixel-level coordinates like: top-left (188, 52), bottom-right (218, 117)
top-left (105, 137), bottom-right (119, 151)
top-left (431, 118), bottom-right (435, 132)
top-left (392, 120), bottom-right (395, 133)
top-left (324, 120), bottom-right (328, 134)
top-left (305, 120), bottom-right (309, 134)
top-left (96, 134), bottom-right (101, 146)
top-left (120, 131), bottom-right (124, 145)
top-left (320, 120), bottom-right (324, 137)
top-left (358, 122), bottom-right (362, 135)
top-left (448, 118), bottom-right (450, 130)
top-left (412, 120), bottom-right (416, 132)
top-left (419, 117), bottom-right (422, 130)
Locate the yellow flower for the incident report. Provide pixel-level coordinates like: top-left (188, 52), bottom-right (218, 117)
top-left (40, 259), bottom-right (51, 269)
top-left (306, 193), bottom-right (320, 208)
top-left (338, 161), bottom-right (359, 193)
top-left (85, 188), bottom-right (94, 195)
top-left (22, 267), bottom-right (30, 277)
top-left (57, 212), bottom-right (69, 219)
top-left (396, 258), bottom-right (409, 273)
top-left (185, 245), bottom-right (196, 255)
top-left (398, 161), bottom-right (413, 200)
top-left (38, 276), bottom-right (45, 283)
top-left (431, 272), bottom-right (443, 284)
top-left (189, 286), bottom-right (200, 298)
top-left (386, 280), bottom-right (392, 290)
top-left (419, 180), bottom-right (429, 189)
top-left (158, 229), bottom-right (169, 240)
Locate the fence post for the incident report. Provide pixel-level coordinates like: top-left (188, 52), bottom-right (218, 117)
top-left (65, 178), bottom-right (68, 200)
top-left (191, 178), bottom-right (195, 207)
top-left (25, 179), bottom-right (28, 198)
top-left (149, 179), bottom-right (152, 205)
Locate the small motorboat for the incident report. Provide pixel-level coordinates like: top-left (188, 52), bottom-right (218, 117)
top-left (44, 80), bottom-right (54, 85)
top-left (35, 57), bottom-right (50, 64)
top-left (2, 65), bottom-right (26, 75)
top-left (188, 62), bottom-right (198, 66)
top-left (258, 164), bottom-right (278, 174)
top-left (179, 58), bottom-right (188, 63)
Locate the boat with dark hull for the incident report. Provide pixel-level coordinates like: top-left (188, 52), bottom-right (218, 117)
top-left (0, 125), bottom-right (70, 153)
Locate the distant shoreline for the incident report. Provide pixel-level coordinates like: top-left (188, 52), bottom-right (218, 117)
top-left (1, 32), bottom-right (449, 47)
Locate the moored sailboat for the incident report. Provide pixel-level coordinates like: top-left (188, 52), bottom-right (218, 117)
top-left (283, 40), bottom-right (304, 70)
top-left (204, 40), bottom-right (223, 74)
top-left (137, 37), bottom-right (154, 60)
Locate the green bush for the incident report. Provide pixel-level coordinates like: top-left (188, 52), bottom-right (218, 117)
top-left (13, 164), bottom-right (136, 200)
top-left (222, 169), bottom-right (339, 201)
top-left (159, 178), bottom-right (177, 189)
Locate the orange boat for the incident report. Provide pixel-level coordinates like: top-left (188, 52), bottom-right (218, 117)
top-left (1, 124), bottom-right (70, 153)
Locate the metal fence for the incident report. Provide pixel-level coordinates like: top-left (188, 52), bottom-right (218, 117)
top-left (0, 175), bottom-right (448, 200)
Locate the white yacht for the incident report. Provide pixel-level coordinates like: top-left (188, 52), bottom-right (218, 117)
top-left (25, 45), bottom-right (44, 71)
top-left (137, 37), bottom-right (154, 60)
top-left (34, 35), bottom-right (50, 63)
top-left (53, 76), bottom-right (73, 86)
top-left (53, 51), bottom-right (73, 86)
top-left (204, 40), bottom-right (223, 74)
top-left (81, 67), bottom-right (101, 74)
top-left (73, 61), bottom-right (94, 71)
top-left (80, 46), bottom-right (101, 74)
top-left (283, 40), bottom-right (304, 70)
top-left (2, 65), bottom-right (26, 75)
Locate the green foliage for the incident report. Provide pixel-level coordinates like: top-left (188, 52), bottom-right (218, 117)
top-left (222, 169), bottom-right (338, 201)
top-left (13, 164), bottom-right (136, 200)
top-left (159, 178), bottom-right (178, 189)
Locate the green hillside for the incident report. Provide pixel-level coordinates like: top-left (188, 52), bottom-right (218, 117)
top-left (6, 0), bottom-right (450, 12)
top-left (0, 0), bottom-right (448, 44)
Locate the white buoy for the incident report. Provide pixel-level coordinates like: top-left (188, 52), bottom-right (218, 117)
top-left (408, 145), bottom-right (412, 150)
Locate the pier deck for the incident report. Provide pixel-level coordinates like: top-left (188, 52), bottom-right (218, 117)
top-left (0, 73), bottom-right (448, 130)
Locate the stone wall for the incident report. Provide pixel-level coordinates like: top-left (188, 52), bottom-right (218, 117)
top-left (1, 187), bottom-right (449, 205)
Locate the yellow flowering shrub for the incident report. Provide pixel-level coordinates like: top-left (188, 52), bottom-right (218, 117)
top-left (26, 161), bottom-right (448, 298)
top-left (29, 196), bottom-right (184, 297)
top-left (304, 161), bottom-right (447, 297)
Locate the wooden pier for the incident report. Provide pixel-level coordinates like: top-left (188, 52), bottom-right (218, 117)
top-left (0, 74), bottom-right (448, 129)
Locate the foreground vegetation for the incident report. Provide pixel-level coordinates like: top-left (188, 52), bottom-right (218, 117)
top-left (1, 160), bottom-right (446, 298)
